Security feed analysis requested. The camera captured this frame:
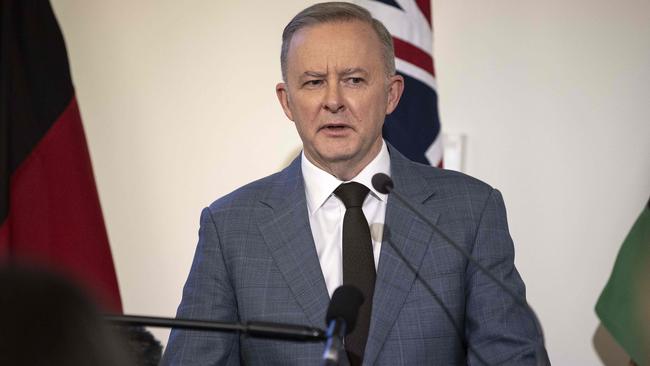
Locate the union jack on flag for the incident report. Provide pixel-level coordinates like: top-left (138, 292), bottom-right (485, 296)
top-left (355, 0), bottom-right (442, 167)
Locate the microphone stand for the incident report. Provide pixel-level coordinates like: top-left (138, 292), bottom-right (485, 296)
top-left (105, 314), bottom-right (326, 342)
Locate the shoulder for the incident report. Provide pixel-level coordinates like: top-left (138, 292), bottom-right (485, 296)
top-left (205, 156), bottom-right (301, 214)
top-left (391, 148), bottom-right (494, 198)
top-left (390, 152), bottom-right (501, 222)
top-left (421, 164), bottom-right (494, 198)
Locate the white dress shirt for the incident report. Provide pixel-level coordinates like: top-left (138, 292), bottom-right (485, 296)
top-left (301, 141), bottom-right (391, 298)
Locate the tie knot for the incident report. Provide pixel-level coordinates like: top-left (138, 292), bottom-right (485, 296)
top-left (334, 182), bottom-right (369, 209)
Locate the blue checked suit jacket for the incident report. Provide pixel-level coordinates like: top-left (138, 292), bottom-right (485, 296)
top-left (161, 145), bottom-right (543, 365)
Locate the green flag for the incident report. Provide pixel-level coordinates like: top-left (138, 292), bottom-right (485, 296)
top-left (596, 197), bottom-right (650, 365)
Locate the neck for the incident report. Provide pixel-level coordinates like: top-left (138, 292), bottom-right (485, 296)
top-left (323, 163), bottom-right (364, 182)
top-left (305, 141), bottom-right (382, 181)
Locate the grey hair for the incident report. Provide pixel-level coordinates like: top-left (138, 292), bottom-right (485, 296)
top-left (280, 2), bottom-right (396, 81)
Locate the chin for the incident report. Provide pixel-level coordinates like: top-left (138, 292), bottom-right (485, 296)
top-left (316, 147), bottom-right (358, 163)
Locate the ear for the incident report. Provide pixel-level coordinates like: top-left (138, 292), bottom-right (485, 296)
top-left (276, 82), bottom-right (295, 121)
top-left (385, 74), bottom-right (404, 115)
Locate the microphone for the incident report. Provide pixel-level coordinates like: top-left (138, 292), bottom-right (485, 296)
top-left (372, 173), bottom-right (549, 366)
top-left (321, 285), bottom-right (364, 366)
top-left (105, 314), bottom-right (325, 342)
top-left (371, 173), bottom-right (393, 194)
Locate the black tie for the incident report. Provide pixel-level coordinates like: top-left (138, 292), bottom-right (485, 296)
top-left (334, 182), bottom-right (375, 366)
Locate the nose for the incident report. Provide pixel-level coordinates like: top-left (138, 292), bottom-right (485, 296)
top-left (323, 82), bottom-right (344, 113)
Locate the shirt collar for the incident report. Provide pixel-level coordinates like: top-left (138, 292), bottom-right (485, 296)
top-left (301, 140), bottom-right (391, 216)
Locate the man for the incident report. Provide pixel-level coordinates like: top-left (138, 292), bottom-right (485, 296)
top-left (162, 2), bottom-right (544, 365)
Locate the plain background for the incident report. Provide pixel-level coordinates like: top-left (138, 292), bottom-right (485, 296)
top-left (50, 1), bottom-right (650, 364)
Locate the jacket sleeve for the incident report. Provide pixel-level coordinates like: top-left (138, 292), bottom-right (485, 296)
top-left (464, 189), bottom-right (549, 365)
top-left (160, 207), bottom-right (240, 366)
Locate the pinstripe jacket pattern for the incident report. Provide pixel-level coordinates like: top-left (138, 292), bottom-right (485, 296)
top-left (161, 145), bottom-right (543, 365)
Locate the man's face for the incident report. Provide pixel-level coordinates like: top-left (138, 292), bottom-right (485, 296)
top-left (276, 20), bottom-right (403, 178)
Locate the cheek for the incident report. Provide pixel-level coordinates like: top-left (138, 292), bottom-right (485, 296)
top-left (356, 86), bottom-right (387, 107)
top-left (355, 92), bottom-right (389, 123)
top-left (291, 96), bottom-right (322, 122)
top-left (292, 110), bottom-right (318, 138)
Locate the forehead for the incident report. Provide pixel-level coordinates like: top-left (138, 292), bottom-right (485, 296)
top-left (286, 20), bottom-right (384, 75)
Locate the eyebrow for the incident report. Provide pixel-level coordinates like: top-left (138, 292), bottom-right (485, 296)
top-left (340, 68), bottom-right (368, 76)
top-left (300, 68), bottom-right (369, 79)
top-left (302, 71), bottom-right (326, 78)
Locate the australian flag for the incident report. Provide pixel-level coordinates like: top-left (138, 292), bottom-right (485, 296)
top-left (355, 0), bottom-right (442, 166)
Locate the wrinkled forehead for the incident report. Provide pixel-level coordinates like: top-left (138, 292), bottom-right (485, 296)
top-left (285, 20), bottom-right (385, 77)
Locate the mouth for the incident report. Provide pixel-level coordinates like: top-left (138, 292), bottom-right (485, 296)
top-left (320, 123), bottom-right (351, 131)
top-left (319, 123), bottom-right (352, 137)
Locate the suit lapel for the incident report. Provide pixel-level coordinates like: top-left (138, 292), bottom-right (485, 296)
top-left (363, 147), bottom-right (441, 365)
top-left (252, 147), bottom-right (444, 363)
top-left (255, 156), bottom-right (330, 328)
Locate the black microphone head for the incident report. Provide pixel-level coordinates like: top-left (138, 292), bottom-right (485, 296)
top-left (325, 285), bottom-right (364, 335)
top-left (372, 173), bottom-right (394, 194)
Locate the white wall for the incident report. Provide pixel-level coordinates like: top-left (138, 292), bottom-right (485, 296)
top-left (51, 1), bottom-right (650, 364)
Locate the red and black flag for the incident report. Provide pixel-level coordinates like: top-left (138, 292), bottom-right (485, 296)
top-left (0, 0), bottom-right (122, 312)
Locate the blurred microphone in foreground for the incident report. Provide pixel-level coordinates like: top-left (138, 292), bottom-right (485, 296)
top-left (321, 285), bottom-right (364, 366)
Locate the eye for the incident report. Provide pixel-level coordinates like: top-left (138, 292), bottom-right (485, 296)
top-left (346, 77), bottom-right (364, 85)
top-left (304, 79), bottom-right (323, 87)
